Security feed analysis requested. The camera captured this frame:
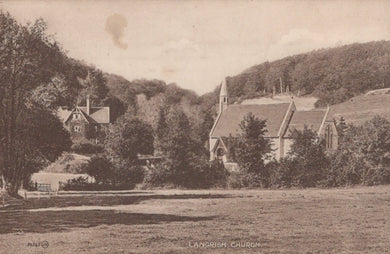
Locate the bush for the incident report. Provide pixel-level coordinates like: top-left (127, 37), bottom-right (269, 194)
top-left (62, 177), bottom-right (92, 191)
top-left (83, 155), bottom-right (113, 185)
top-left (269, 159), bottom-right (296, 188)
top-left (227, 171), bottom-right (265, 189)
top-left (141, 161), bottom-right (173, 188)
top-left (111, 160), bottom-right (145, 189)
top-left (22, 179), bottom-right (38, 191)
top-left (71, 141), bottom-right (104, 155)
top-left (327, 116), bottom-right (390, 186)
top-left (201, 160), bottom-right (229, 188)
top-left (141, 159), bottom-right (229, 189)
top-left (62, 175), bottom-right (144, 191)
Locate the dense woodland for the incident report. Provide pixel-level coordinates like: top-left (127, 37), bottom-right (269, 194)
top-left (222, 41), bottom-right (390, 106)
top-left (1, 12), bottom-right (390, 196)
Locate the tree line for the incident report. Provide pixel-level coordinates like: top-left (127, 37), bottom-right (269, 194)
top-left (220, 41), bottom-right (390, 107)
top-left (226, 113), bottom-right (390, 188)
top-left (74, 111), bottom-right (390, 190)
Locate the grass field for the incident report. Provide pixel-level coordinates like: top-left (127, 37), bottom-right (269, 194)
top-left (0, 186), bottom-right (389, 253)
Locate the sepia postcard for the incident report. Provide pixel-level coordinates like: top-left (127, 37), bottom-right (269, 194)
top-left (0, 0), bottom-right (389, 253)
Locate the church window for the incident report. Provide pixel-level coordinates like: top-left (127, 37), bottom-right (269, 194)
top-left (325, 125), bottom-right (333, 149)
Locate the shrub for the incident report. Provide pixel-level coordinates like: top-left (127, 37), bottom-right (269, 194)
top-left (62, 177), bottom-right (91, 191)
top-left (287, 127), bottom-right (329, 187)
top-left (202, 160), bottom-right (229, 188)
top-left (142, 161), bottom-right (173, 188)
top-left (83, 155), bottom-right (113, 185)
top-left (111, 160), bottom-right (145, 189)
top-left (71, 141), bottom-right (104, 155)
top-left (227, 171), bottom-right (265, 189)
top-left (269, 159), bottom-right (297, 188)
top-left (327, 116), bottom-right (390, 186)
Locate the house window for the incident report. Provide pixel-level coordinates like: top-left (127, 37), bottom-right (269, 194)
top-left (74, 125), bottom-right (81, 133)
top-left (73, 113), bottom-right (80, 120)
top-left (95, 125), bottom-right (98, 132)
top-left (95, 138), bottom-right (99, 144)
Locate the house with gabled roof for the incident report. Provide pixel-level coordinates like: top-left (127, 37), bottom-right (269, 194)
top-left (57, 96), bottom-right (110, 144)
top-left (209, 79), bottom-right (338, 170)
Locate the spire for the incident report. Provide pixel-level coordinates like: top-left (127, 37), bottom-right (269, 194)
top-left (219, 78), bottom-right (228, 114)
top-left (220, 79), bottom-right (228, 97)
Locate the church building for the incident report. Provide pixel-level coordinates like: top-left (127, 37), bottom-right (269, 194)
top-left (209, 79), bottom-right (338, 170)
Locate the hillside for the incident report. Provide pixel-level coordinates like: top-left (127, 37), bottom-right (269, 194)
top-left (241, 94), bottom-right (318, 111)
top-left (43, 152), bottom-right (90, 174)
top-left (328, 88), bottom-right (390, 125)
top-left (224, 41), bottom-right (390, 107)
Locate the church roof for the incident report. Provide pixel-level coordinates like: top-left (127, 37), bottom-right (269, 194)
top-left (211, 103), bottom-right (291, 138)
top-left (284, 109), bottom-right (327, 137)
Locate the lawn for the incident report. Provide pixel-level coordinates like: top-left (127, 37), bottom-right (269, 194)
top-left (0, 186), bottom-right (389, 253)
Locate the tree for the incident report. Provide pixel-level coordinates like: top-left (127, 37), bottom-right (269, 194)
top-left (105, 115), bottom-right (154, 162)
top-left (28, 74), bottom-right (71, 109)
top-left (102, 96), bottom-right (125, 123)
top-left (84, 156), bottom-right (113, 185)
top-left (234, 113), bottom-right (272, 183)
top-left (162, 107), bottom-right (194, 186)
top-left (329, 116), bottom-right (390, 186)
top-left (153, 106), bottom-right (208, 187)
top-left (154, 106), bottom-right (169, 155)
top-left (103, 115), bottom-right (154, 189)
top-left (287, 126), bottom-right (329, 187)
top-left (77, 68), bottom-right (109, 106)
top-left (1, 107), bottom-right (71, 196)
top-left (0, 12), bottom-right (70, 197)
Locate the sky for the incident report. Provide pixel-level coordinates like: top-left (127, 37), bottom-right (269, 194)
top-left (1, 0), bottom-right (390, 95)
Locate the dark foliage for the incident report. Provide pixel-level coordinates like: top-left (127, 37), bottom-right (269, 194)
top-left (227, 171), bottom-right (265, 189)
top-left (327, 116), bottom-right (390, 186)
top-left (102, 96), bottom-right (126, 123)
top-left (105, 115), bottom-right (154, 161)
top-left (83, 156), bottom-right (113, 185)
top-left (270, 127), bottom-right (329, 188)
top-left (71, 141), bottom-right (104, 155)
top-left (234, 113), bottom-right (272, 178)
top-left (224, 41), bottom-right (390, 106)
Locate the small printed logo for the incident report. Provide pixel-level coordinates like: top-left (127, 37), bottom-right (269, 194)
top-left (27, 240), bottom-right (49, 249)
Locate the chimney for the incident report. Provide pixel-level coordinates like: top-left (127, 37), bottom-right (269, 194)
top-left (86, 95), bottom-right (90, 115)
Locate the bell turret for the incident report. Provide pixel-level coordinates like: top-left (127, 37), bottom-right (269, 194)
top-left (219, 79), bottom-right (228, 114)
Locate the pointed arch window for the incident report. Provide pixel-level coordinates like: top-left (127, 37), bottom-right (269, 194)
top-left (325, 125), bottom-right (333, 149)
